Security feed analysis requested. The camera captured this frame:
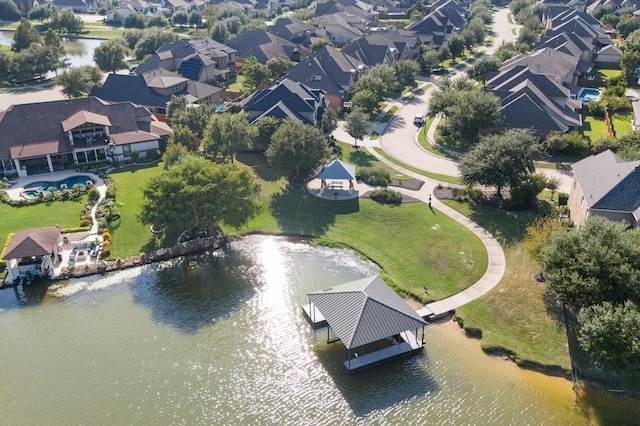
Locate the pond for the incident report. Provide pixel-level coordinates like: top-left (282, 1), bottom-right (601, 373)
top-left (0, 31), bottom-right (104, 69)
top-left (0, 235), bottom-right (638, 424)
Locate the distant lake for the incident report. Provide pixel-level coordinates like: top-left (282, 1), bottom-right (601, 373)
top-left (0, 31), bottom-right (104, 68)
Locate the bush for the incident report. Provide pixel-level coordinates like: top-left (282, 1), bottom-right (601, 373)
top-left (588, 100), bottom-right (607, 118)
top-left (61, 226), bottom-right (91, 233)
top-left (358, 167), bottom-right (390, 186)
top-left (452, 187), bottom-right (483, 202)
top-left (558, 192), bottom-right (569, 206)
top-left (146, 149), bottom-right (161, 161)
top-left (87, 187), bottom-right (100, 202)
top-left (369, 188), bottom-right (402, 205)
top-left (509, 174), bottom-right (546, 210)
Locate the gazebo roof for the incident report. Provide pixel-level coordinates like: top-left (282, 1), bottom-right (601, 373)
top-left (317, 159), bottom-right (356, 180)
top-left (2, 227), bottom-right (61, 260)
top-left (307, 275), bottom-right (427, 349)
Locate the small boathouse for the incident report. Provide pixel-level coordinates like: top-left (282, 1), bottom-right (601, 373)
top-left (303, 275), bottom-right (428, 373)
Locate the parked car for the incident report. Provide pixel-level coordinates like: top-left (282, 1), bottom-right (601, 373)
top-left (413, 114), bottom-right (425, 126)
top-left (432, 67), bottom-right (451, 75)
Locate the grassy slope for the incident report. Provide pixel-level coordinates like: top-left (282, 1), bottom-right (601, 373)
top-left (442, 199), bottom-right (570, 370)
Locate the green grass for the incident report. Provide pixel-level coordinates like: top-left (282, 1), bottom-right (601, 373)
top-left (337, 141), bottom-right (412, 181)
top-left (581, 115), bottom-right (609, 141)
top-left (612, 110), bottom-right (632, 138)
top-left (511, 28), bottom-right (517, 36)
top-left (226, 75), bottom-right (246, 93)
top-left (0, 197), bottom-right (87, 263)
top-left (507, 13), bottom-right (514, 24)
top-left (373, 147), bottom-right (461, 185)
top-left (370, 131), bottom-right (379, 140)
top-left (442, 199), bottom-right (571, 370)
top-left (417, 119), bottom-right (458, 160)
top-left (380, 105), bottom-right (398, 123)
top-left (590, 67), bottom-right (622, 81)
top-left (107, 163), bottom-right (164, 258)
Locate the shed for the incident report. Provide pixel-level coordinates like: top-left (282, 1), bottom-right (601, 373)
top-left (304, 275), bottom-right (427, 372)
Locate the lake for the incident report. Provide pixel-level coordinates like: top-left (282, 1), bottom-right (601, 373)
top-left (0, 235), bottom-right (638, 424)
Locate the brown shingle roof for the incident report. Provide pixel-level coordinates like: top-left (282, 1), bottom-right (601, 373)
top-left (61, 110), bottom-right (112, 132)
top-left (3, 227), bottom-right (61, 260)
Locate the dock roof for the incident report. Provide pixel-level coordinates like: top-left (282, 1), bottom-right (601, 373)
top-left (307, 275), bottom-right (427, 349)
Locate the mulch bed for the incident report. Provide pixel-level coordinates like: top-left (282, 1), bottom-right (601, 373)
top-left (360, 178), bottom-right (424, 203)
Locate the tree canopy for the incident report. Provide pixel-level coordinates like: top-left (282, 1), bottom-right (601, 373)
top-left (241, 56), bottom-right (271, 91)
top-left (139, 155), bottom-right (262, 235)
top-left (202, 111), bottom-right (255, 162)
top-left (540, 216), bottom-right (640, 310)
top-left (94, 38), bottom-right (128, 73)
top-left (12, 18), bottom-right (41, 52)
top-left (265, 118), bottom-right (330, 177)
top-left (345, 107), bottom-right (371, 148)
top-left (458, 129), bottom-right (541, 196)
top-left (57, 65), bottom-right (103, 98)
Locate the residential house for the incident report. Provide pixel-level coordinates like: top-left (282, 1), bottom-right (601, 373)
top-left (225, 30), bottom-right (310, 65)
top-left (2, 226), bottom-right (62, 285)
top-left (90, 69), bottom-right (225, 119)
top-left (543, 6), bottom-right (602, 32)
top-left (50, 0), bottom-right (97, 12)
top-left (315, 0), bottom-right (376, 27)
top-left (405, 0), bottom-right (467, 47)
top-left (0, 97), bottom-right (172, 177)
top-left (486, 66), bottom-right (582, 134)
top-left (593, 43), bottom-right (622, 67)
top-left (134, 39), bottom-right (237, 86)
top-left (375, 28), bottom-right (423, 60)
top-left (499, 48), bottom-right (582, 86)
top-left (568, 149), bottom-right (640, 227)
top-left (342, 34), bottom-right (401, 67)
top-left (285, 45), bottom-right (366, 110)
top-left (162, 0), bottom-right (189, 14)
top-left (311, 13), bottom-right (365, 45)
top-left (534, 31), bottom-right (596, 63)
top-left (241, 78), bottom-right (327, 128)
top-left (268, 17), bottom-right (316, 44)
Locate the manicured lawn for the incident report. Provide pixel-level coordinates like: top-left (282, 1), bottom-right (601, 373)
top-left (108, 163), bottom-right (164, 258)
top-left (417, 118), bottom-right (458, 160)
top-left (380, 105), bottom-right (398, 122)
top-left (337, 141), bottom-right (412, 181)
top-left (442, 199), bottom-right (571, 370)
top-left (612, 110), bottom-right (632, 138)
top-left (373, 147), bottom-right (461, 184)
top-left (590, 67), bottom-right (622, 81)
top-left (0, 197), bottom-right (87, 269)
top-left (581, 115), bottom-right (609, 141)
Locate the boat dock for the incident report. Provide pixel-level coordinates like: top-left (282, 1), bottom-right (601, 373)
top-left (301, 303), bottom-right (327, 328)
top-left (343, 331), bottom-right (423, 373)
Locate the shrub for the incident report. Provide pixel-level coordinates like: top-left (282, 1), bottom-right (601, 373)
top-left (369, 188), bottom-right (402, 205)
top-left (452, 187), bottom-right (483, 203)
top-left (358, 167), bottom-right (390, 186)
top-left (510, 174), bottom-right (546, 210)
top-left (102, 230), bottom-right (112, 241)
top-left (61, 226), bottom-right (91, 233)
top-left (87, 187), bottom-right (100, 202)
top-left (146, 149), bottom-right (161, 161)
top-left (131, 150), bottom-right (140, 163)
top-left (558, 192), bottom-right (569, 206)
top-left (588, 100), bottom-right (607, 118)
top-left (101, 247), bottom-right (111, 258)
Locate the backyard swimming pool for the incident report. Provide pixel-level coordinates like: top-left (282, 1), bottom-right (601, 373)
top-left (22, 175), bottom-right (94, 198)
top-left (578, 88), bottom-right (601, 103)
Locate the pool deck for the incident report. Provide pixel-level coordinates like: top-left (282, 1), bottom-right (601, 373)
top-left (3, 170), bottom-right (104, 202)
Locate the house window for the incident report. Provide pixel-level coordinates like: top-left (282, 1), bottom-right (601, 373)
top-left (122, 145), bottom-right (132, 158)
top-left (76, 151), bottom-right (87, 163)
top-left (172, 84), bottom-right (181, 92)
top-left (2, 159), bottom-right (15, 171)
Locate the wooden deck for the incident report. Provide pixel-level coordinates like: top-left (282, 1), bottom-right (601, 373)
top-left (301, 303), bottom-right (327, 328)
top-left (343, 330), bottom-right (423, 373)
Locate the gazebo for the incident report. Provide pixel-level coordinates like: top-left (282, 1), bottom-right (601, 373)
top-left (317, 159), bottom-right (356, 192)
top-left (2, 226), bottom-right (62, 285)
top-left (303, 275), bottom-right (428, 373)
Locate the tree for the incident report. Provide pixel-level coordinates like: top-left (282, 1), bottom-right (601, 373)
top-left (345, 107), bottom-right (371, 148)
top-left (27, 3), bottom-right (55, 23)
top-left (320, 107), bottom-right (338, 135)
top-left (524, 215), bottom-right (567, 266)
top-left (162, 142), bottom-right (191, 169)
top-left (266, 118), bottom-right (330, 177)
top-left (55, 10), bottom-right (84, 34)
top-left (437, 44), bottom-right (451, 62)
top-left (617, 14), bottom-right (640, 38)
top-left (133, 28), bottom-right (178, 60)
top-left (368, 64), bottom-right (397, 94)
top-left (494, 41), bottom-right (520, 63)
top-left (210, 20), bottom-right (229, 42)
top-left (241, 56), bottom-right (271, 91)
top-left (139, 155), bottom-right (261, 235)
top-left (57, 65), bottom-right (103, 98)
top-left (621, 49), bottom-right (640, 85)
top-left (354, 74), bottom-right (387, 102)
top-left (540, 216), bottom-right (640, 310)
top-left (12, 18), bottom-right (41, 52)
top-left (545, 176), bottom-right (560, 201)
top-left (125, 12), bottom-right (147, 29)
top-left (392, 59), bottom-right (419, 88)
top-left (266, 57), bottom-right (292, 78)
top-left (202, 112), bottom-right (255, 162)
top-left (147, 14), bottom-right (169, 28)
top-left (467, 58), bottom-right (500, 85)
top-left (625, 29), bottom-right (640, 52)
top-left (0, 0), bottom-right (21, 21)
top-left (578, 301), bottom-right (640, 373)
top-left (351, 89), bottom-right (378, 113)
top-left (421, 47), bottom-right (438, 74)
top-left (444, 90), bottom-right (501, 142)
top-left (310, 39), bottom-right (333, 52)
top-left (446, 34), bottom-right (466, 59)
top-left (122, 29), bottom-right (146, 50)
top-left (459, 129), bottom-right (541, 197)
top-left (172, 10), bottom-right (189, 27)
top-left (188, 10), bottom-right (203, 28)
top-left (543, 131), bottom-right (568, 156)
top-left (168, 124), bottom-right (199, 152)
top-left (94, 38), bottom-right (128, 73)
top-left (252, 116), bottom-right (280, 151)
top-left (167, 98), bottom-right (213, 139)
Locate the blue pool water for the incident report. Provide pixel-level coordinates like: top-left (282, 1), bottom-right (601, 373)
top-left (578, 88), bottom-right (601, 103)
top-left (22, 175), bottom-right (93, 198)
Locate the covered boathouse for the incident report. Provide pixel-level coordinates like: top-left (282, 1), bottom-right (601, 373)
top-left (303, 275), bottom-right (428, 373)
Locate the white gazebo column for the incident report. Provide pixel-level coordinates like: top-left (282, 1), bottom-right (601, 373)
top-left (46, 155), bottom-right (53, 173)
top-left (72, 151), bottom-right (78, 164)
top-left (14, 159), bottom-right (27, 177)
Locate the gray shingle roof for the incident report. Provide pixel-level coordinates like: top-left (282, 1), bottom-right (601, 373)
top-left (307, 275), bottom-right (427, 349)
top-left (225, 30), bottom-right (310, 64)
top-left (572, 150), bottom-right (640, 211)
top-left (317, 159), bottom-right (356, 180)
